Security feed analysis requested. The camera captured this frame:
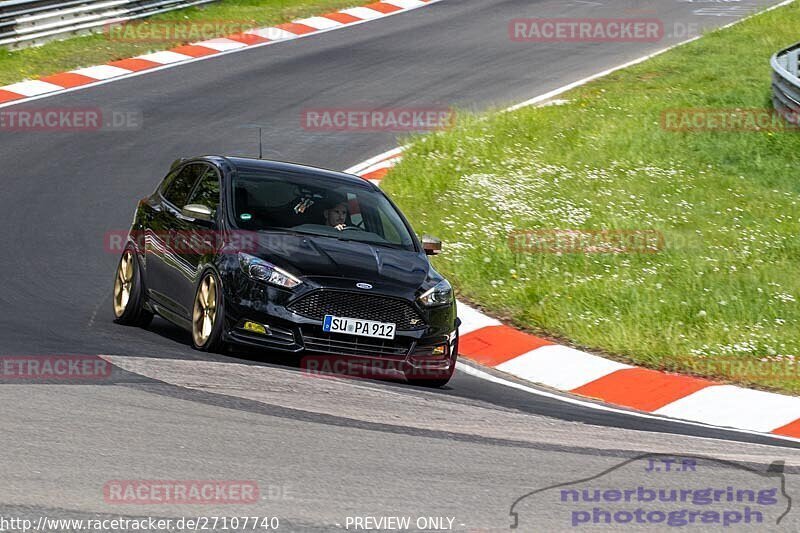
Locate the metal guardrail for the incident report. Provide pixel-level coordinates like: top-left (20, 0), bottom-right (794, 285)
top-left (771, 42), bottom-right (800, 124)
top-left (0, 0), bottom-right (217, 48)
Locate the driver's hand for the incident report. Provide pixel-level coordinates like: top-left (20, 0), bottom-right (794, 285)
top-left (334, 223), bottom-right (346, 231)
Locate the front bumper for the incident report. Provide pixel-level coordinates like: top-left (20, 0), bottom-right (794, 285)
top-left (222, 285), bottom-right (458, 371)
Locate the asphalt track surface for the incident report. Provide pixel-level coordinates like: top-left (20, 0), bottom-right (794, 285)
top-left (2, 0), bottom-right (800, 530)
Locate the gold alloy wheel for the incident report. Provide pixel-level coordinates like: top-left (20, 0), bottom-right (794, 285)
top-left (193, 274), bottom-right (217, 347)
top-left (113, 250), bottom-right (134, 318)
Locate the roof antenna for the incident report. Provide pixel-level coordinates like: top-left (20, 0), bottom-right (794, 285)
top-left (240, 124), bottom-right (270, 159)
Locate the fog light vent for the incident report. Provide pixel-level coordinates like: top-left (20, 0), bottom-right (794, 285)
top-left (243, 321), bottom-right (270, 335)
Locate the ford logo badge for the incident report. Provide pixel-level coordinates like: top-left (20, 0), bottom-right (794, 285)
top-left (356, 283), bottom-right (373, 289)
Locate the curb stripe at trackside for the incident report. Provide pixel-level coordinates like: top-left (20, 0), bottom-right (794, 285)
top-left (39, 72), bottom-right (96, 88)
top-left (455, 301), bottom-right (501, 335)
top-left (194, 38), bottom-right (248, 52)
top-left (170, 45), bottom-right (219, 58)
top-left (653, 386), bottom-right (800, 434)
top-left (496, 345), bottom-right (631, 392)
top-left (384, 0), bottom-right (427, 7)
top-left (244, 27), bottom-right (295, 41)
top-left (0, 0), bottom-right (436, 108)
top-left (571, 367), bottom-right (714, 412)
top-left (225, 32), bottom-right (269, 45)
top-left (275, 22), bottom-right (319, 35)
top-left (340, 7), bottom-right (385, 20)
top-left (2, 80), bottom-right (63, 96)
top-left (294, 16), bottom-right (343, 30)
top-left (0, 90), bottom-right (21, 103)
top-left (70, 65), bottom-right (132, 80)
top-left (365, 2), bottom-right (404, 14)
top-left (459, 326), bottom-right (551, 367)
top-left (107, 58), bottom-right (160, 71)
top-left (323, 12), bottom-right (363, 24)
top-left (351, 150), bottom-right (800, 438)
top-left (138, 51), bottom-right (193, 64)
top-left (774, 419), bottom-right (800, 438)
top-left (352, 153), bottom-right (403, 183)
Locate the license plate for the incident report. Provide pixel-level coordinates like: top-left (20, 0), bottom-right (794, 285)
top-left (322, 315), bottom-right (396, 340)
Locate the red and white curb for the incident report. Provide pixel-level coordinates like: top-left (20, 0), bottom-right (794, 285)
top-left (0, 0), bottom-right (437, 108)
top-left (344, 147), bottom-right (404, 183)
top-left (347, 150), bottom-right (800, 441)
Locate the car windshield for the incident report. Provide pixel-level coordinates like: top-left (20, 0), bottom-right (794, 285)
top-left (231, 168), bottom-right (417, 252)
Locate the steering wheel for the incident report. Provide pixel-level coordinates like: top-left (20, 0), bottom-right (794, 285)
top-left (336, 224), bottom-right (365, 232)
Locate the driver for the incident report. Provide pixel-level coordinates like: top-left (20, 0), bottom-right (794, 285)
top-left (323, 201), bottom-right (349, 231)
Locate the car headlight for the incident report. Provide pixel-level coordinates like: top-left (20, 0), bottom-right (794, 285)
top-left (418, 279), bottom-right (453, 306)
top-left (238, 253), bottom-right (302, 289)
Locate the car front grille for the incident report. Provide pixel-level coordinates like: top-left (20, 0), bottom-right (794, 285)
top-left (301, 327), bottom-right (411, 358)
top-left (287, 290), bottom-right (426, 330)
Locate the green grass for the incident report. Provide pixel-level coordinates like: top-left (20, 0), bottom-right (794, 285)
top-left (0, 0), bottom-right (361, 85)
top-left (383, 3), bottom-right (800, 393)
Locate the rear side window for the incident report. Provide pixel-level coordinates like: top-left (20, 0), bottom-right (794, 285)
top-left (163, 164), bottom-right (204, 207)
top-left (187, 167), bottom-right (221, 212)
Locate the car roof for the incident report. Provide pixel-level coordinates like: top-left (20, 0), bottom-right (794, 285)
top-left (195, 155), bottom-right (372, 188)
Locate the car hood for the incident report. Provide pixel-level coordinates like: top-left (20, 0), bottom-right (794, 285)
top-left (247, 232), bottom-right (429, 288)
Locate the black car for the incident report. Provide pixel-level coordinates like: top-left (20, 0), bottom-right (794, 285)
top-left (112, 156), bottom-right (459, 386)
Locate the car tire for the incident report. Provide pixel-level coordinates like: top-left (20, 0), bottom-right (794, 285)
top-left (112, 247), bottom-right (154, 328)
top-left (405, 331), bottom-right (458, 388)
top-left (191, 270), bottom-right (226, 353)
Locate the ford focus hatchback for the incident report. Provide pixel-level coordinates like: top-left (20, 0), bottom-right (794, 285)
top-left (112, 156), bottom-right (459, 386)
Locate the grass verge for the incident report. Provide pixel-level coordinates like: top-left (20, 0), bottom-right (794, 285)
top-left (383, 3), bottom-right (800, 393)
top-left (0, 0), bottom-right (361, 85)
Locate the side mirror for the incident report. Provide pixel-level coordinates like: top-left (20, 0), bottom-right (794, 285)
top-left (181, 204), bottom-right (214, 223)
top-left (421, 235), bottom-right (442, 256)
